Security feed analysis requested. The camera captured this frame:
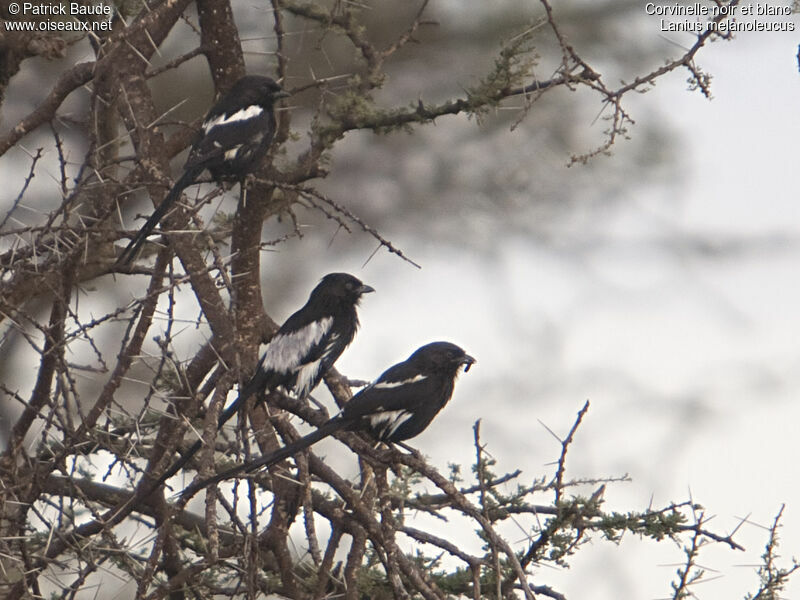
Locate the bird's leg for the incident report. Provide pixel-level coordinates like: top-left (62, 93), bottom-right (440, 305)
top-left (239, 176), bottom-right (247, 208)
top-left (386, 442), bottom-right (414, 478)
top-left (239, 173), bottom-right (261, 208)
top-left (396, 441), bottom-right (417, 454)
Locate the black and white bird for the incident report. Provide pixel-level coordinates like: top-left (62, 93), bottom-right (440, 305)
top-left (236, 272), bottom-right (375, 409)
top-left (151, 272), bottom-right (374, 490)
top-left (118, 75), bottom-right (290, 264)
top-left (180, 341), bottom-right (475, 498)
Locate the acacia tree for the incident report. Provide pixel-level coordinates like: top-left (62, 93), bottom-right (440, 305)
top-left (0, 1), bottom-right (797, 599)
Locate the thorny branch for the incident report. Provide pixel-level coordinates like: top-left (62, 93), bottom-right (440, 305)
top-left (0, 1), bottom-right (780, 599)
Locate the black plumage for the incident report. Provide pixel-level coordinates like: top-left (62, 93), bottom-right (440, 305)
top-left (151, 272), bottom-right (373, 491)
top-left (181, 341), bottom-right (475, 498)
top-left (118, 75), bottom-right (289, 264)
top-left (232, 272), bottom-right (375, 416)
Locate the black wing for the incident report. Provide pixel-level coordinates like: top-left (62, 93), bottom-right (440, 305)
top-left (342, 363), bottom-right (455, 443)
top-left (187, 105), bottom-right (275, 178)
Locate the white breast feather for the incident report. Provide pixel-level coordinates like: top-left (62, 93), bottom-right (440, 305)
top-left (373, 374), bottom-right (426, 389)
top-left (261, 317), bottom-right (333, 373)
top-left (203, 105), bottom-right (264, 133)
top-left (224, 145), bottom-right (242, 160)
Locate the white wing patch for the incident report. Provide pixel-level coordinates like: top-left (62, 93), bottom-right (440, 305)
top-left (203, 105), bottom-right (264, 133)
top-left (224, 145), bottom-right (242, 160)
top-left (261, 317), bottom-right (333, 373)
top-left (294, 359), bottom-right (323, 399)
top-left (293, 331), bottom-right (342, 398)
top-left (369, 410), bottom-right (413, 439)
top-left (321, 333), bottom-right (340, 360)
top-left (373, 374), bottom-right (427, 389)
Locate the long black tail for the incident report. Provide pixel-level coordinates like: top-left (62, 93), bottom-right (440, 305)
top-left (180, 416), bottom-right (347, 500)
top-left (144, 369), bottom-right (274, 493)
top-left (116, 166), bottom-right (202, 265)
top-left (211, 364), bottom-right (276, 438)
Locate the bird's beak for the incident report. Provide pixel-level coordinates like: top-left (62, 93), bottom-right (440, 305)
top-left (274, 90), bottom-right (291, 100)
top-left (461, 354), bottom-right (476, 372)
top-left (358, 284), bottom-right (375, 295)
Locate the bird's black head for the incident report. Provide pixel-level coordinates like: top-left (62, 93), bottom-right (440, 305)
top-left (407, 341), bottom-right (476, 375)
top-left (230, 75), bottom-right (290, 107)
top-left (311, 273), bottom-right (375, 306)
